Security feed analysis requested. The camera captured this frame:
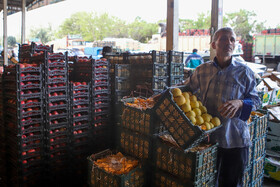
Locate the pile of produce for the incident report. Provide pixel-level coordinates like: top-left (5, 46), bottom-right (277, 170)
top-left (171, 88), bottom-right (221, 130)
top-left (94, 152), bottom-right (138, 175)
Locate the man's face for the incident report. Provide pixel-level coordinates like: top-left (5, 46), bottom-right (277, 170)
top-left (212, 31), bottom-right (236, 58)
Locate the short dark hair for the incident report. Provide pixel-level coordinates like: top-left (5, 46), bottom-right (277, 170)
top-left (193, 49), bottom-right (198, 53)
top-left (102, 46), bottom-right (112, 56)
top-left (212, 27), bottom-right (236, 42)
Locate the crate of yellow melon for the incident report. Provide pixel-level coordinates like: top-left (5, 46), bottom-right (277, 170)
top-left (154, 86), bottom-right (222, 150)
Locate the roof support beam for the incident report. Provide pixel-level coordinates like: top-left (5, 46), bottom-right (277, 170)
top-left (166, 0), bottom-right (179, 51)
top-left (210, 0), bottom-right (223, 60)
top-left (22, 0), bottom-right (26, 44)
top-left (3, 0), bottom-right (8, 65)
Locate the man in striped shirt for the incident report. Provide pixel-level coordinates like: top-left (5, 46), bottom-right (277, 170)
top-left (184, 27), bottom-right (261, 187)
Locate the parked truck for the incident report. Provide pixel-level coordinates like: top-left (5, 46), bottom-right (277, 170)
top-left (47, 35), bottom-right (86, 51)
top-left (253, 30), bottom-right (280, 71)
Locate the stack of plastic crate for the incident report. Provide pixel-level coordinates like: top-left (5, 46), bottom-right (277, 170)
top-left (69, 81), bottom-right (91, 185)
top-left (18, 42), bottom-right (53, 63)
top-left (2, 64), bottom-right (44, 187)
top-left (0, 75), bottom-right (6, 186)
top-left (32, 52), bottom-right (71, 184)
top-left (128, 51), bottom-right (169, 97)
top-left (168, 51), bottom-right (184, 87)
top-left (152, 85), bottom-right (222, 186)
top-left (244, 111), bottom-right (268, 187)
top-left (74, 57), bottom-right (112, 152)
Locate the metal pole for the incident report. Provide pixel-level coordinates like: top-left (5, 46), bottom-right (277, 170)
top-left (210, 0), bottom-right (223, 61)
top-left (166, 0), bottom-right (179, 51)
top-left (22, 0), bottom-right (26, 44)
top-left (3, 0), bottom-right (8, 65)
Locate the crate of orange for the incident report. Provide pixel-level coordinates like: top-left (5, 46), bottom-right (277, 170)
top-left (87, 149), bottom-right (146, 187)
top-left (153, 132), bottom-right (217, 184)
top-left (120, 96), bottom-right (163, 136)
top-left (154, 85), bottom-right (223, 150)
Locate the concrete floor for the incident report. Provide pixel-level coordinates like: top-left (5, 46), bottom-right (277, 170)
top-left (263, 177), bottom-right (280, 187)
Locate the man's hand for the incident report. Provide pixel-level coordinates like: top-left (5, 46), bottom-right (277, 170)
top-left (218, 100), bottom-right (243, 119)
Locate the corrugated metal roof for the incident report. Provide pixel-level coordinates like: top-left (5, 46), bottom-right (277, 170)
top-left (0, 0), bottom-right (43, 13)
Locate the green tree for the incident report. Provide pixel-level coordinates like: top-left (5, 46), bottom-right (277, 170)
top-left (225, 9), bottom-right (266, 42)
top-left (127, 17), bottom-right (158, 43)
top-left (29, 26), bottom-right (53, 44)
top-left (7, 36), bottom-right (17, 47)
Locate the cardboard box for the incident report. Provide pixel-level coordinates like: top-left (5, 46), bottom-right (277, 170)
top-left (271, 89), bottom-right (280, 104)
top-left (266, 134), bottom-right (280, 154)
top-left (264, 156), bottom-right (280, 181)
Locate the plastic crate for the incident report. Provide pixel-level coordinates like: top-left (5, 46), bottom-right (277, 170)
top-left (117, 127), bottom-right (152, 160)
top-left (19, 42), bottom-right (53, 54)
top-left (120, 97), bottom-right (159, 135)
top-left (153, 168), bottom-right (216, 187)
top-left (153, 63), bottom-right (169, 77)
top-left (243, 166), bottom-right (252, 187)
top-left (250, 173), bottom-right (264, 187)
top-left (248, 121), bottom-right (255, 142)
top-left (169, 75), bottom-right (184, 86)
top-left (128, 52), bottom-right (153, 64)
top-left (152, 50), bottom-right (168, 64)
top-left (87, 149), bottom-right (145, 187)
top-left (114, 77), bottom-right (131, 91)
top-left (170, 63), bottom-right (184, 76)
top-left (154, 86), bottom-right (223, 150)
top-left (251, 156), bottom-right (265, 182)
top-left (154, 133), bottom-right (217, 183)
top-left (153, 76), bottom-right (169, 90)
top-left (168, 51), bottom-right (184, 64)
top-left (252, 135), bottom-right (266, 162)
top-left (253, 111), bottom-right (268, 139)
top-left (115, 64), bottom-right (131, 78)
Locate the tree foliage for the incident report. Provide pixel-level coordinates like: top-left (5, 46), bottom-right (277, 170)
top-left (7, 36), bottom-right (17, 47)
top-left (127, 17), bottom-right (158, 43)
top-left (55, 9), bottom-right (268, 44)
top-left (224, 9), bottom-right (266, 42)
top-left (56, 12), bottom-right (157, 43)
top-left (29, 26), bottom-right (53, 44)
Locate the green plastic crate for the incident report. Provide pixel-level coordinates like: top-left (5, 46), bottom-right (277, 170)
top-left (154, 86), bottom-right (222, 150)
top-left (120, 97), bottom-right (161, 135)
top-left (153, 168), bottom-right (216, 187)
top-left (117, 128), bottom-right (152, 160)
top-left (153, 132), bottom-right (217, 183)
top-left (87, 149), bottom-right (145, 187)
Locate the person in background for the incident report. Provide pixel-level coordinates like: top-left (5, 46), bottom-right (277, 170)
top-left (184, 27), bottom-right (261, 187)
top-left (101, 46), bottom-right (112, 58)
top-left (185, 48), bottom-right (204, 68)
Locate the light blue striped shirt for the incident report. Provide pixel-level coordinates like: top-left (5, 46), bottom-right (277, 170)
top-left (185, 57), bottom-right (261, 148)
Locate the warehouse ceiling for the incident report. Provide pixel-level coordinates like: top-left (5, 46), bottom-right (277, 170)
top-left (0, 0), bottom-right (43, 14)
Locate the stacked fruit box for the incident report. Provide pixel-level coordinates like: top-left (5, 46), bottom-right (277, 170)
top-left (69, 81), bottom-right (91, 186)
top-left (168, 51), bottom-right (184, 87)
top-left (129, 51), bottom-right (169, 97)
top-left (0, 75), bottom-right (7, 186)
top-left (18, 42), bottom-right (53, 62)
top-left (152, 132), bottom-right (218, 187)
top-left (87, 149), bottom-right (146, 187)
top-left (31, 52), bottom-right (71, 183)
top-left (2, 64), bottom-right (44, 186)
top-left (112, 64), bottom-right (131, 123)
top-left (74, 57), bottom-right (112, 152)
top-left (150, 85), bottom-right (224, 186)
top-left (243, 111), bottom-right (268, 187)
